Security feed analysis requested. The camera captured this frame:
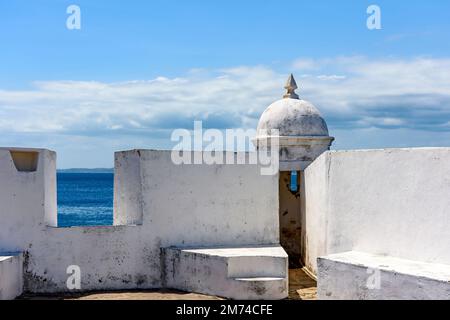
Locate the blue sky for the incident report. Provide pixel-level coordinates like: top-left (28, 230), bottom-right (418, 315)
top-left (1, 1), bottom-right (450, 167)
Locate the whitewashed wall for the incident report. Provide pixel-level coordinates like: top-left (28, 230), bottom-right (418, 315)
top-left (303, 148), bottom-right (450, 274)
top-left (0, 149), bottom-right (279, 293)
top-left (0, 148), bottom-right (56, 252)
top-left (132, 150), bottom-right (279, 247)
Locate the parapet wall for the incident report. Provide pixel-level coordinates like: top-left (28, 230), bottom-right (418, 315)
top-left (4, 146), bottom-right (449, 294)
top-left (114, 150), bottom-right (280, 246)
top-left (0, 148), bottom-right (279, 293)
top-left (0, 148), bottom-right (56, 251)
top-left (302, 148), bottom-right (450, 274)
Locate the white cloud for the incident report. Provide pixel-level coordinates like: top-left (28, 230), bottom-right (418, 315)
top-left (0, 68), bottom-right (282, 135)
top-left (292, 58), bottom-right (320, 71)
top-left (1, 56), bottom-right (450, 167)
top-left (316, 75), bottom-right (347, 81)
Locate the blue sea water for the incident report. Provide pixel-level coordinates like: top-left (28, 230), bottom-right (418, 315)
top-left (57, 173), bottom-right (114, 227)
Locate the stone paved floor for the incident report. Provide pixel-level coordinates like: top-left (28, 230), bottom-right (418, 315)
top-left (20, 289), bottom-right (223, 300)
top-left (20, 268), bottom-right (317, 300)
top-left (69, 290), bottom-right (223, 300)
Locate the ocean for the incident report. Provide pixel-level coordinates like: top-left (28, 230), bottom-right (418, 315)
top-left (57, 173), bottom-right (114, 227)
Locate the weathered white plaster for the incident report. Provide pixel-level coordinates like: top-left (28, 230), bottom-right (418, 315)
top-left (318, 251), bottom-right (450, 300)
top-left (257, 99), bottom-right (330, 137)
top-left (0, 253), bottom-right (23, 300)
top-left (303, 148), bottom-right (450, 274)
top-left (0, 149), bottom-right (284, 298)
top-left (3, 144), bottom-right (450, 300)
top-left (163, 246), bottom-right (288, 300)
top-left (114, 149), bottom-right (143, 226)
top-left (0, 148), bottom-right (57, 252)
top-left (134, 151), bottom-right (279, 246)
top-left (254, 75), bottom-right (334, 171)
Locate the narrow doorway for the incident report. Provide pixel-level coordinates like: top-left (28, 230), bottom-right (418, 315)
top-left (279, 171), bottom-right (303, 267)
top-left (279, 170), bottom-right (317, 299)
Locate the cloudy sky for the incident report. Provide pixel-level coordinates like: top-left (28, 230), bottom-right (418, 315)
top-left (1, 1), bottom-right (450, 168)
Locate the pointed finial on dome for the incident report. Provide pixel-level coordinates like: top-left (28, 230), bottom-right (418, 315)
top-left (283, 73), bottom-right (299, 99)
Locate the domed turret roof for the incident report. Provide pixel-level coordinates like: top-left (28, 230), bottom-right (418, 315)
top-left (256, 74), bottom-right (330, 137)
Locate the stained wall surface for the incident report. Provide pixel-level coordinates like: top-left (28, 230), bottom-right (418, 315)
top-left (0, 149), bottom-right (280, 293)
top-left (303, 148), bottom-right (450, 274)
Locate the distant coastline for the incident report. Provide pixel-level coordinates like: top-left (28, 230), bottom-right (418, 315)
top-left (57, 168), bottom-right (114, 173)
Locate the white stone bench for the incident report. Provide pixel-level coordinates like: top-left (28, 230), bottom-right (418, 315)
top-left (0, 253), bottom-right (23, 300)
top-left (162, 245), bottom-right (288, 300)
top-left (317, 251), bottom-right (450, 300)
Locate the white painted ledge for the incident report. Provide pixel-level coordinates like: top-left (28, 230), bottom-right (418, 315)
top-left (163, 246), bottom-right (288, 300)
top-left (318, 251), bottom-right (450, 300)
top-left (0, 253), bottom-right (23, 300)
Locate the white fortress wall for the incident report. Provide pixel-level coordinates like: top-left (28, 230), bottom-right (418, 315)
top-left (303, 147), bottom-right (450, 274)
top-left (132, 150), bottom-right (279, 247)
top-left (114, 150), bottom-right (143, 226)
top-left (0, 148), bottom-right (147, 292)
top-left (1, 148), bottom-right (280, 293)
top-left (300, 153), bottom-right (329, 273)
top-left (0, 148), bottom-right (57, 251)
